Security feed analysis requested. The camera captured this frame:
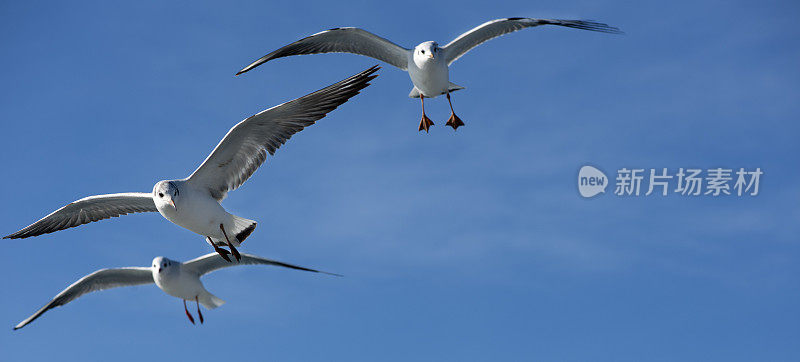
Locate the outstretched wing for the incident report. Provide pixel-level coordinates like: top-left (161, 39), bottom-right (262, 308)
top-left (4, 193), bottom-right (157, 239)
top-left (185, 66), bottom-right (378, 201)
top-left (443, 18), bottom-right (622, 65)
top-left (14, 267), bottom-right (154, 330)
top-left (237, 28), bottom-right (408, 74)
top-left (183, 253), bottom-right (341, 277)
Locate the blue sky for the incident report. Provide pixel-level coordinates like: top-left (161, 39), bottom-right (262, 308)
top-left (1, 0), bottom-right (798, 360)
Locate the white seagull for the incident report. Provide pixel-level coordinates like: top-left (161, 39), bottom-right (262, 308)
top-left (4, 66), bottom-right (379, 262)
top-left (13, 252), bottom-right (340, 329)
top-left (236, 18), bottom-right (621, 132)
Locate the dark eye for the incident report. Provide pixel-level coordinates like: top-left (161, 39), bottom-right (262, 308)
top-left (421, 50), bottom-right (425, 54)
top-left (159, 193), bottom-right (164, 197)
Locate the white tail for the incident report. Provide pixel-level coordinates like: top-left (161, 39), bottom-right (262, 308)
top-left (408, 83), bottom-right (466, 98)
top-left (230, 215), bottom-right (257, 244)
top-left (199, 292), bottom-right (226, 309)
top-left (211, 215), bottom-right (257, 247)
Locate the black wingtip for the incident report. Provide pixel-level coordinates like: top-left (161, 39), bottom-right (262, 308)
top-left (235, 66), bottom-right (253, 76)
top-left (317, 270), bottom-right (344, 277)
top-left (368, 65), bottom-right (380, 78)
top-left (304, 268), bottom-right (342, 277)
top-left (344, 65), bottom-right (381, 88)
top-left (235, 58), bottom-right (265, 76)
top-left (572, 20), bottom-right (624, 35)
top-left (362, 65), bottom-right (381, 80)
top-left (547, 19), bottom-right (624, 35)
top-left (5, 231), bottom-right (35, 239)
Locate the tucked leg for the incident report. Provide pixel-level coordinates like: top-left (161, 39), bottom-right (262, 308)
top-left (418, 95), bottom-right (434, 133)
top-left (183, 300), bottom-right (195, 325)
top-left (207, 236), bottom-right (232, 263)
top-left (219, 224), bottom-right (241, 262)
top-left (195, 296), bottom-right (204, 324)
top-left (445, 93), bottom-right (464, 130)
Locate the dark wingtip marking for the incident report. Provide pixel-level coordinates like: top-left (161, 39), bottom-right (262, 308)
top-left (236, 222), bottom-right (257, 243)
top-left (552, 19), bottom-right (624, 35)
top-left (506, 17), bottom-right (525, 20)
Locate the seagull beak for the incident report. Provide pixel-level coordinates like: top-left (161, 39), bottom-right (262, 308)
top-left (428, 53), bottom-right (434, 59)
top-left (169, 199), bottom-right (176, 211)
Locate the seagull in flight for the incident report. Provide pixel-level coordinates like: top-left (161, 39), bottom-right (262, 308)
top-left (4, 66), bottom-right (379, 262)
top-left (13, 252), bottom-right (340, 330)
top-left (236, 18), bottom-right (621, 132)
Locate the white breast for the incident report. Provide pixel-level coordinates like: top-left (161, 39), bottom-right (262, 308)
top-left (156, 182), bottom-right (232, 239)
top-left (153, 267), bottom-right (205, 300)
top-left (407, 55), bottom-right (450, 98)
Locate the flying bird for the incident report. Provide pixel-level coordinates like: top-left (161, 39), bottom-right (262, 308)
top-left (4, 66), bottom-right (380, 262)
top-left (236, 18), bottom-right (621, 132)
top-left (13, 252), bottom-right (340, 330)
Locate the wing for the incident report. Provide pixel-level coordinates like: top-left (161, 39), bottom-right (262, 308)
top-left (443, 18), bottom-right (622, 65)
top-left (14, 267), bottom-right (153, 330)
top-left (237, 28), bottom-right (408, 74)
top-left (4, 193), bottom-right (157, 239)
top-left (185, 65), bottom-right (379, 201)
top-left (184, 253), bottom-right (341, 277)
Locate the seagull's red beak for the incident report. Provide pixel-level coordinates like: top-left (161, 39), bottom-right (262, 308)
top-left (169, 199), bottom-right (176, 211)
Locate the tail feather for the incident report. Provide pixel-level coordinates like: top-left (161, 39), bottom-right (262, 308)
top-left (448, 82), bottom-right (465, 92)
top-left (231, 215), bottom-right (256, 244)
top-left (199, 292), bottom-right (226, 309)
top-left (235, 221), bottom-right (256, 243)
top-left (409, 83), bottom-right (466, 98)
top-left (209, 216), bottom-right (257, 247)
top-left (231, 215), bottom-right (258, 246)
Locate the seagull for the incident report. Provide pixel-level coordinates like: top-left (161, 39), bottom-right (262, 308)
top-left (13, 252), bottom-right (340, 330)
top-left (235, 18), bottom-right (621, 132)
top-left (4, 66), bottom-right (379, 262)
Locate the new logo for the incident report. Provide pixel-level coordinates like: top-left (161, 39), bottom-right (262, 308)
top-left (578, 165), bottom-right (608, 198)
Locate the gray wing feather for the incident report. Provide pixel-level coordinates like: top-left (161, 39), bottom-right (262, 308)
top-left (183, 253), bottom-right (341, 277)
top-left (14, 267), bottom-right (153, 330)
top-left (443, 18), bottom-right (622, 65)
top-left (4, 193), bottom-right (157, 239)
top-left (185, 66), bottom-right (379, 200)
top-left (237, 28), bottom-right (408, 74)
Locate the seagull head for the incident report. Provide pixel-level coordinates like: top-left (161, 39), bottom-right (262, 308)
top-left (413, 41), bottom-right (439, 65)
top-left (152, 256), bottom-right (177, 274)
top-left (153, 180), bottom-right (180, 211)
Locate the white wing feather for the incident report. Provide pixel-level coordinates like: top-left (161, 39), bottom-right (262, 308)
top-left (443, 18), bottom-right (621, 65)
top-left (4, 193), bottom-right (157, 239)
top-left (185, 66), bottom-right (378, 200)
top-left (237, 28), bottom-right (409, 74)
top-left (183, 253), bottom-right (340, 277)
top-left (14, 267), bottom-right (153, 330)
